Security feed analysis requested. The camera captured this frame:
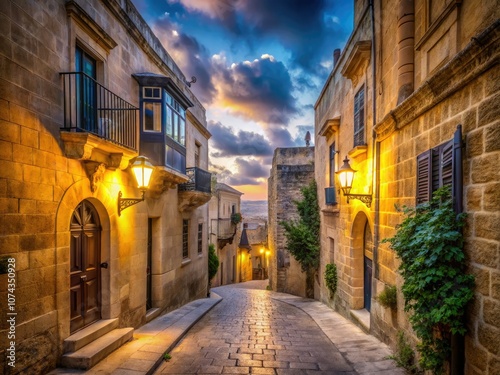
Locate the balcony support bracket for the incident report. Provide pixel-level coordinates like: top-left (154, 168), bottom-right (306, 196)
top-left (84, 161), bottom-right (107, 193)
top-left (118, 190), bottom-right (145, 216)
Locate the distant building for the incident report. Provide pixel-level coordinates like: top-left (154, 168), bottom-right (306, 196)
top-left (314, 0), bottom-right (499, 373)
top-left (239, 221), bottom-right (269, 281)
top-left (0, 0), bottom-right (211, 372)
top-left (208, 183), bottom-right (243, 286)
top-left (267, 147), bottom-right (315, 297)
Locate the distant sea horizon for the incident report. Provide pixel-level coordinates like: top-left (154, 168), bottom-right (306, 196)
top-left (241, 200), bottom-right (268, 221)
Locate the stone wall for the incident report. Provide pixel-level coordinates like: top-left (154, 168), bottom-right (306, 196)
top-left (0, 0), bottom-right (209, 373)
top-left (315, 0), bottom-right (499, 373)
top-left (268, 147), bottom-right (315, 297)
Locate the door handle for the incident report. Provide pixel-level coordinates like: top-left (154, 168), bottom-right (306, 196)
top-left (80, 275), bottom-right (87, 281)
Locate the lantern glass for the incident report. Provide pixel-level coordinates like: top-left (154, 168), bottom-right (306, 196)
top-left (336, 156), bottom-right (356, 194)
top-left (130, 156), bottom-right (154, 190)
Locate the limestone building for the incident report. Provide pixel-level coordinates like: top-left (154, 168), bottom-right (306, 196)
top-left (314, 0), bottom-right (499, 373)
top-left (267, 147), bottom-right (316, 297)
top-left (208, 183), bottom-right (243, 287)
top-left (0, 0), bottom-right (212, 372)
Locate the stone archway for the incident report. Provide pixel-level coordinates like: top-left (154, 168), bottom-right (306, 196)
top-left (55, 178), bottom-right (114, 341)
top-left (350, 211), bottom-right (373, 311)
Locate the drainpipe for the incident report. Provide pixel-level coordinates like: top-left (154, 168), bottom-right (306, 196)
top-left (369, 0), bottom-right (380, 280)
top-left (397, 0), bottom-right (415, 104)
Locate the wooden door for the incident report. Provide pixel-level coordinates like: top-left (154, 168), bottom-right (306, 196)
top-left (70, 200), bottom-right (101, 333)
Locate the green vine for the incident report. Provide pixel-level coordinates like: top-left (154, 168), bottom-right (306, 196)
top-left (324, 263), bottom-right (338, 297)
top-left (231, 212), bottom-right (242, 225)
top-left (377, 285), bottom-right (397, 309)
top-left (382, 187), bottom-right (474, 374)
top-left (280, 180), bottom-right (320, 298)
top-left (208, 243), bottom-right (219, 282)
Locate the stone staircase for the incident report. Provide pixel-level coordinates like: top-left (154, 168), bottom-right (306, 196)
top-left (61, 319), bottom-right (133, 370)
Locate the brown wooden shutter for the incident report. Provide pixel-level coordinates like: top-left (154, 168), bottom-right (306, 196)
top-left (440, 140), bottom-right (453, 188)
top-left (416, 149), bottom-right (432, 204)
top-left (452, 125), bottom-right (463, 213)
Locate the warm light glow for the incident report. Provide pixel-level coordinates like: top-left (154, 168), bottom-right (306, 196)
top-left (130, 156), bottom-right (154, 190)
top-left (336, 156), bottom-right (356, 194)
top-left (265, 250), bottom-right (270, 256)
top-left (260, 248), bottom-right (264, 254)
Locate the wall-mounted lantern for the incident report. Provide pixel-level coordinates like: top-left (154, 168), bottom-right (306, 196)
top-left (118, 156), bottom-right (154, 216)
top-left (336, 156), bottom-right (372, 207)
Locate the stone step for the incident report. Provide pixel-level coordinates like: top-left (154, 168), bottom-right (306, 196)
top-left (61, 327), bottom-right (134, 370)
top-left (63, 319), bottom-right (119, 353)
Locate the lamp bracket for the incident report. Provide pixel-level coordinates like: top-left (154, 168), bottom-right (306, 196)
top-left (345, 193), bottom-right (373, 208)
top-left (118, 190), bottom-right (145, 216)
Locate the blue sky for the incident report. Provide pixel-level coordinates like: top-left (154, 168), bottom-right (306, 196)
top-left (131, 0), bottom-right (353, 199)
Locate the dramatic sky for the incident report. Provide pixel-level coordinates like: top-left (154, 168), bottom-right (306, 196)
top-left (131, 0), bottom-right (354, 200)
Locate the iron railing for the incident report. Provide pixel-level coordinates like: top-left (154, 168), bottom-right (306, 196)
top-left (179, 167), bottom-right (212, 193)
top-left (60, 72), bottom-right (138, 150)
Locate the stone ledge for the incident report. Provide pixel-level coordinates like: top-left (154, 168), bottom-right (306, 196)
top-left (375, 19), bottom-right (500, 138)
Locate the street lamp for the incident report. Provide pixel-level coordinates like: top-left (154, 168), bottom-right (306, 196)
top-left (335, 156), bottom-right (372, 207)
top-left (118, 156), bottom-right (154, 216)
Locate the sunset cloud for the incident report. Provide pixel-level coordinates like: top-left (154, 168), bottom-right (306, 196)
top-left (211, 54), bottom-right (299, 124)
top-left (209, 121), bottom-right (273, 158)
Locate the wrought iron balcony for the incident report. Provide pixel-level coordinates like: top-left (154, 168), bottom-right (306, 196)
top-left (60, 72), bottom-right (138, 152)
top-left (178, 167), bottom-right (212, 211)
top-left (179, 167), bottom-right (212, 193)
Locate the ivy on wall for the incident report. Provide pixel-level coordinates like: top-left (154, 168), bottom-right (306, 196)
top-left (280, 180), bottom-right (320, 298)
top-left (383, 187), bottom-right (474, 374)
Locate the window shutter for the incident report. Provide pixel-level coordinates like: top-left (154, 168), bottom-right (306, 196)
top-left (452, 125), bottom-right (463, 213)
top-left (416, 150), bottom-right (432, 204)
top-left (440, 140), bottom-right (453, 188)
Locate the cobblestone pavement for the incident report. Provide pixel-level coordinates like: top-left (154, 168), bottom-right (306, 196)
top-left (154, 281), bottom-right (359, 374)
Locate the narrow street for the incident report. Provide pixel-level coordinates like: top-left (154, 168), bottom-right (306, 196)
top-left (154, 281), bottom-right (402, 374)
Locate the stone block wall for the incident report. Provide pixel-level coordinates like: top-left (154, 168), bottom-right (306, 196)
top-left (268, 147), bottom-right (314, 297)
top-left (0, 0), bottom-right (210, 373)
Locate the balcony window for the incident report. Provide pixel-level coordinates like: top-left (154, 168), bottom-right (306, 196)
top-left (133, 73), bottom-right (193, 175)
top-left (60, 48), bottom-right (138, 152)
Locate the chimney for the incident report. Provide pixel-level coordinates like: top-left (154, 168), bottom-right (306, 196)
top-left (333, 48), bottom-right (341, 67)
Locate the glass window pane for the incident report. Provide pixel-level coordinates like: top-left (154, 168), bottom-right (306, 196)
top-left (144, 102), bottom-right (161, 132)
top-left (166, 106), bottom-right (173, 136)
top-left (179, 118), bottom-right (185, 146)
top-left (173, 115), bottom-right (178, 142)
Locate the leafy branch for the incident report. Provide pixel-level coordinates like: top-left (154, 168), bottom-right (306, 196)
top-left (280, 180), bottom-right (320, 298)
top-left (383, 187), bottom-right (474, 374)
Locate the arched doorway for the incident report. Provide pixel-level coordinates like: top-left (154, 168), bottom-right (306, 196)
top-left (351, 211), bottom-right (373, 311)
top-left (363, 221), bottom-right (373, 311)
top-left (70, 200), bottom-right (102, 333)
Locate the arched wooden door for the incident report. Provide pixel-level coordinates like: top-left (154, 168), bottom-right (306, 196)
top-left (70, 200), bottom-right (101, 333)
top-left (363, 221), bottom-right (373, 311)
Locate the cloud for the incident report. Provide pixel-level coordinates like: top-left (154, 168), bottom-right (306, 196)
top-left (212, 54), bottom-right (299, 124)
top-left (168, 0), bottom-right (353, 78)
top-left (234, 158), bottom-right (268, 178)
top-left (209, 159), bottom-right (266, 186)
top-left (209, 121), bottom-right (273, 157)
top-left (152, 17), bottom-right (217, 104)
